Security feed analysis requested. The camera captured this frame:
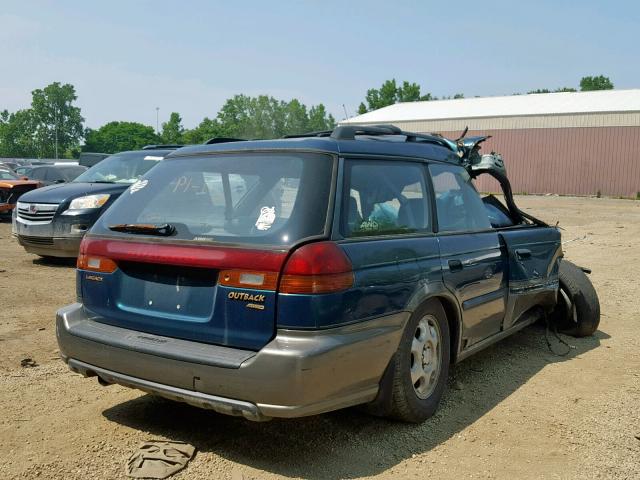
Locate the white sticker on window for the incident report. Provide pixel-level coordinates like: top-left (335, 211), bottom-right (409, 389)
top-left (255, 206), bottom-right (276, 231)
top-left (143, 155), bottom-right (163, 161)
top-left (130, 179), bottom-right (148, 194)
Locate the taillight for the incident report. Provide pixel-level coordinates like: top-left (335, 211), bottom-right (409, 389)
top-left (77, 253), bottom-right (118, 273)
top-left (280, 242), bottom-right (353, 294)
top-left (77, 237), bottom-right (118, 273)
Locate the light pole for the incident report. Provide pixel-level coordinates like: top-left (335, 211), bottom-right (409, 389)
top-left (54, 106), bottom-right (59, 160)
top-left (156, 107), bottom-right (159, 134)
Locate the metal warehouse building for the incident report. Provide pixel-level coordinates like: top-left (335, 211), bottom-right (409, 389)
top-left (341, 89), bottom-right (640, 197)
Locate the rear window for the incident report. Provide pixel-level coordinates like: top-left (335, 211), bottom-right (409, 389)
top-left (93, 152), bottom-right (334, 246)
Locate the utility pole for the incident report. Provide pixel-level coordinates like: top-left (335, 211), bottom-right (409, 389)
top-left (156, 107), bottom-right (159, 134)
top-left (54, 106), bottom-right (59, 160)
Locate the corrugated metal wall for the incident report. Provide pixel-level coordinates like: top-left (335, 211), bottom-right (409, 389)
top-left (430, 127), bottom-right (640, 197)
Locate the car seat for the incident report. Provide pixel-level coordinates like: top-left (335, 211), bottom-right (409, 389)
top-left (397, 198), bottom-right (426, 229)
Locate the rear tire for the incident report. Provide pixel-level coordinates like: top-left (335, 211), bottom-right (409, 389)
top-left (553, 260), bottom-right (600, 337)
top-left (386, 299), bottom-right (450, 423)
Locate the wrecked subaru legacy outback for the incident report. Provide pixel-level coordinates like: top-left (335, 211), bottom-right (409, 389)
top-left (56, 125), bottom-right (599, 423)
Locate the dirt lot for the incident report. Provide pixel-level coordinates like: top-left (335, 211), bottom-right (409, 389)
top-left (0, 195), bottom-right (639, 480)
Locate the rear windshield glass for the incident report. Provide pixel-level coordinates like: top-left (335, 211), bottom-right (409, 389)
top-left (93, 152), bottom-right (334, 246)
top-left (73, 152), bottom-right (164, 184)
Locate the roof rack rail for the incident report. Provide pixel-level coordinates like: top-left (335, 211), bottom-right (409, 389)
top-left (283, 130), bottom-right (333, 138)
top-left (331, 124), bottom-right (457, 151)
top-left (204, 137), bottom-right (247, 144)
top-left (279, 124), bottom-right (460, 152)
top-left (330, 124), bottom-right (402, 140)
top-left (142, 144), bottom-right (184, 150)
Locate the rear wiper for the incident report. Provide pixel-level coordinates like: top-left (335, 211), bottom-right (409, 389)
top-left (89, 180), bottom-right (116, 184)
top-left (108, 223), bottom-right (176, 236)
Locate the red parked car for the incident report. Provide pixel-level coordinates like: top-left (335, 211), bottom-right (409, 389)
top-left (0, 169), bottom-right (42, 218)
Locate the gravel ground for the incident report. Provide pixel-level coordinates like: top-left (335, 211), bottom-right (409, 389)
top-left (0, 195), bottom-right (639, 480)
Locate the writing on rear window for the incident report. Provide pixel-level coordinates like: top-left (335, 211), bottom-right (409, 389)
top-left (94, 153), bottom-right (333, 246)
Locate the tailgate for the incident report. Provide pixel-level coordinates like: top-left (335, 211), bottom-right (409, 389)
top-left (80, 239), bottom-right (287, 350)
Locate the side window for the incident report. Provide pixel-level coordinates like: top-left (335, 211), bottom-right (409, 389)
top-left (30, 168), bottom-right (47, 181)
top-left (45, 168), bottom-right (63, 182)
top-left (342, 161), bottom-right (430, 237)
top-left (429, 163), bottom-right (492, 232)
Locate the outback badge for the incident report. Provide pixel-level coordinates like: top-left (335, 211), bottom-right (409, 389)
top-left (227, 291), bottom-right (266, 310)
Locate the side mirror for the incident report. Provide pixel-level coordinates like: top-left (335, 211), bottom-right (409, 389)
top-left (55, 179), bottom-right (66, 184)
top-left (20, 176), bottom-right (29, 181)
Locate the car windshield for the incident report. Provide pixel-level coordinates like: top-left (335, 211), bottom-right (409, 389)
top-left (93, 152), bottom-right (334, 246)
top-left (0, 170), bottom-right (18, 180)
top-left (73, 152), bottom-right (164, 184)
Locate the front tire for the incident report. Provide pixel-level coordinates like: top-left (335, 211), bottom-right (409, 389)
top-left (553, 260), bottom-right (600, 337)
top-left (387, 299), bottom-right (450, 423)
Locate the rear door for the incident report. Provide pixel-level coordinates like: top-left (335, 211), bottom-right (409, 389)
top-left (499, 228), bottom-right (562, 329)
top-left (429, 163), bottom-right (508, 348)
top-left (80, 152), bottom-right (334, 350)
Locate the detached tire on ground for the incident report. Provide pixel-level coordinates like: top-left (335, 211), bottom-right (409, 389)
top-left (384, 299), bottom-right (450, 423)
top-left (553, 259), bottom-right (600, 337)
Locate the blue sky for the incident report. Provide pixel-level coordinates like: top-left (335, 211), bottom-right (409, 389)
top-left (1, 0), bottom-right (638, 129)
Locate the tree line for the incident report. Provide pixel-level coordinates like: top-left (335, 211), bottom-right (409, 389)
top-left (0, 75), bottom-right (614, 158)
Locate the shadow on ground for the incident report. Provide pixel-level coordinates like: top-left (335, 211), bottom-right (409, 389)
top-left (32, 256), bottom-right (76, 268)
top-left (103, 325), bottom-right (607, 479)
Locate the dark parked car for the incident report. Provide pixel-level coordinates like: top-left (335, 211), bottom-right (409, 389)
top-left (24, 164), bottom-right (87, 186)
top-left (0, 162), bottom-right (20, 172)
top-left (14, 166), bottom-right (33, 177)
top-left (56, 125), bottom-right (600, 423)
top-left (79, 152), bottom-right (110, 168)
top-left (13, 148), bottom-right (178, 257)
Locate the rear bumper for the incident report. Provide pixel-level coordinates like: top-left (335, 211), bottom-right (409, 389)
top-left (56, 303), bottom-right (408, 420)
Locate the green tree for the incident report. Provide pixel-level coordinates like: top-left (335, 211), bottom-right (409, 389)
top-left (528, 87), bottom-right (577, 94)
top-left (0, 109), bottom-right (39, 157)
top-left (580, 75), bottom-right (614, 91)
top-left (359, 79), bottom-right (434, 113)
top-left (160, 112), bottom-right (184, 144)
top-left (283, 99), bottom-right (309, 136)
top-left (83, 121), bottom-right (159, 153)
top-left (397, 81), bottom-right (423, 102)
top-left (182, 117), bottom-right (230, 144)
top-left (30, 82), bottom-right (84, 158)
top-left (307, 104), bottom-right (335, 132)
top-left (363, 79), bottom-right (400, 111)
top-left (216, 94), bottom-right (334, 139)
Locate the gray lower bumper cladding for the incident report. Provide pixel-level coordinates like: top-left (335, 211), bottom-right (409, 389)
top-left (57, 303), bottom-right (408, 420)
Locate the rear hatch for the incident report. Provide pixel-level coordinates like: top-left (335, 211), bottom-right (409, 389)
top-left (79, 152), bottom-right (334, 350)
